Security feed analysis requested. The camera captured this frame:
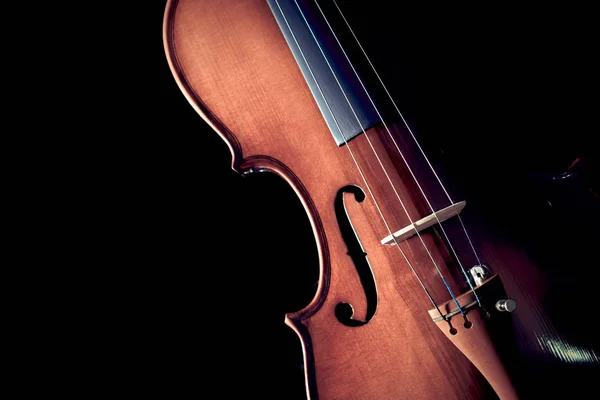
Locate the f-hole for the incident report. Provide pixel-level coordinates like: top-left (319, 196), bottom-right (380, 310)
top-left (334, 185), bottom-right (378, 327)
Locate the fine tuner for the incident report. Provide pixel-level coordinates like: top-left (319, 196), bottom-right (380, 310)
top-left (163, 0), bottom-right (598, 398)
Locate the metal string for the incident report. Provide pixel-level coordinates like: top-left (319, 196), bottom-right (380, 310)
top-left (291, 0), bottom-right (466, 317)
top-left (333, 0), bottom-right (485, 274)
top-left (316, 0), bottom-right (481, 307)
top-left (274, 0), bottom-right (447, 318)
top-left (281, 0), bottom-right (465, 318)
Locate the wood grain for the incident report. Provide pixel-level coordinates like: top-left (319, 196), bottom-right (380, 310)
top-left (163, 1), bottom-right (597, 399)
top-left (164, 2), bottom-right (489, 398)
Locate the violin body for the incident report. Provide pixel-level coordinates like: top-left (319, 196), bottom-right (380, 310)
top-left (163, 1), bottom-right (598, 398)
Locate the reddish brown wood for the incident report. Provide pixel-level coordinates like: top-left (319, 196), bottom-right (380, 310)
top-left (162, 1), bottom-right (494, 398)
top-left (162, 1), bottom-right (597, 399)
top-left (428, 275), bottom-right (519, 400)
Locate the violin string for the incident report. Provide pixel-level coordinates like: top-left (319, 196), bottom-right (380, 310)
top-left (292, 0), bottom-right (466, 318)
top-left (332, 0), bottom-right (486, 280)
top-left (274, 0), bottom-right (445, 317)
top-left (315, 0), bottom-right (481, 307)
top-left (286, 0), bottom-right (465, 318)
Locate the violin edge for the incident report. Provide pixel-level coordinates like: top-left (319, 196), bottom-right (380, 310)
top-left (163, 0), bottom-right (242, 171)
top-left (164, 4), bottom-right (329, 396)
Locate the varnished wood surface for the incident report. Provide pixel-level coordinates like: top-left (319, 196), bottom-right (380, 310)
top-left (164, 1), bottom-right (489, 398)
top-left (429, 275), bottom-right (519, 400)
top-left (162, 1), bottom-right (599, 399)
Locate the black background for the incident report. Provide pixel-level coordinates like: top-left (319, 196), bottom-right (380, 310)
top-left (83, 2), bottom-right (597, 398)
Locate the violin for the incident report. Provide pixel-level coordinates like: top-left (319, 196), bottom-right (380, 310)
top-left (162, 1), bottom-right (599, 398)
